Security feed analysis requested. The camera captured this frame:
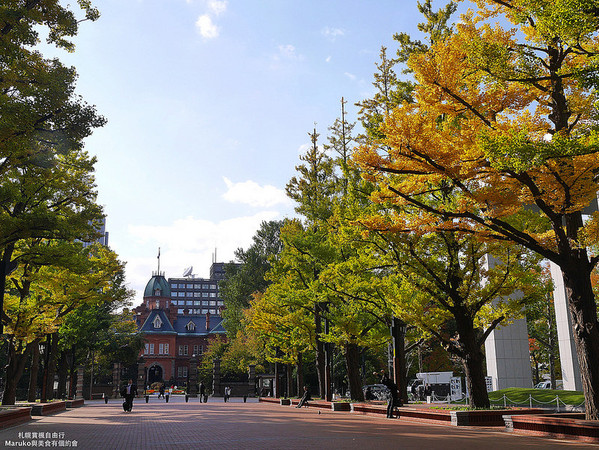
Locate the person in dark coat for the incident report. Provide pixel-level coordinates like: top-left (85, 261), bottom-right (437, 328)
top-left (158, 385), bottom-right (165, 399)
top-left (375, 371), bottom-right (398, 418)
top-left (121, 379), bottom-right (138, 412)
top-left (296, 386), bottom-right (311, 408)
top-left (199, 382), bottom-right (206, 403)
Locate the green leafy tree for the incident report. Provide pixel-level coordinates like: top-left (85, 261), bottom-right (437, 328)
top-left (2, 242), bottom-right (126, 404)
top-left (284, 129), bottom-right (336, 397)
top-left (58, 272), bottom-right (138, 397)
top-left (0, 0), bottom-right (105, 334)
top-left (258, 219), bottom-right (329, 397)
top-left (0, 148), bottom-right (104, 334)
top-left (220, 220), bottom-right (284, 337)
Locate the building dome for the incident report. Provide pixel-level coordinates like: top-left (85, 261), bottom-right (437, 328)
top-left (144, 272), bottom-right (171, 298)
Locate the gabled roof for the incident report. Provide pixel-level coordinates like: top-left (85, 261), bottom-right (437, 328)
top-left (210, 319), bottom-right (226, 334)
top-left (139, 310), bottom-right (176, 334)
top-left (172, 315), bottom-right (226, 335)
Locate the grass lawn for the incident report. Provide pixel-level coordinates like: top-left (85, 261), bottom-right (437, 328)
top-left (488, 387), bottom-right (584, 407)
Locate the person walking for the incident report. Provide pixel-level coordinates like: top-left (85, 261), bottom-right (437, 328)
top-left (121, 379), bottom-right (138, 412)
top-left (199, 382), bottom-right (206, 403)
top-left (375, 371), bottom-right (398, 418)
top-left (158, 385), bottom-right (165, 399)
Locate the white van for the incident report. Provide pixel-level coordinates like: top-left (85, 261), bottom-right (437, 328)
top-left (534, 380), bottom-right (563, 389)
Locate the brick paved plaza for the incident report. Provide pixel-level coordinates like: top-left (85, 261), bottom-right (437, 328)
top-left (0, 397), bottom-right (594, 449)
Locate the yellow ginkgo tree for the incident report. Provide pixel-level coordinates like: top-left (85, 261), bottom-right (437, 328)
top-left (354, 0), bottom-right (599, 418)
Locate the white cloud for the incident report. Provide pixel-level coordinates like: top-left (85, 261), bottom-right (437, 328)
top-left (222, 177), bottom-right (292, 208)
top-left (195, 1), bottom-right (227, 39)
top-left (196, 14), bottom-right (220, 39)
top-left (344, 72), bottom-right (357, 81)
top-left (269, 44), bottom-right (305, 70)
top-left (322, 27), bottom-right (345, 40)
top-left (207, 0), bottom-right (227, 15)
top-left (325, 56), bottom-right (331, 63)
top-left (126, 212), bottom-right (280, 304)
top-left (276, 44), bottom-right (304, 61)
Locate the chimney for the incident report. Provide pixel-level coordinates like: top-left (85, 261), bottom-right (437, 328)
top-left (206, 311), bottom-right (211, 331)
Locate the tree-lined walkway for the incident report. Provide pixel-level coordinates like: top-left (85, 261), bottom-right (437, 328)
top-left (0, 397), bottom-right (591, 449)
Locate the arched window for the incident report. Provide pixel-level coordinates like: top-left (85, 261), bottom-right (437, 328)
top-left (153, 316), bottom-right (163, 329)
top-left (186, 321), bottom-right (196, 332)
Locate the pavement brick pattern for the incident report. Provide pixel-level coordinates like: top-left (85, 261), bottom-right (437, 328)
top-left (0, 397), bottom-right (593, 449)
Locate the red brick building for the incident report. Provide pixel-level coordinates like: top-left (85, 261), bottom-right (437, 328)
top-left (134, 270), bottom-right (226, 386)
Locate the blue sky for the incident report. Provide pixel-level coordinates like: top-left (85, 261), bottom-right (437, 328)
top-left (48, 0), bottom-right (468, 303)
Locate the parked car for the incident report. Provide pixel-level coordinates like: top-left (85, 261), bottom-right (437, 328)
top-left (534, 380), bottom-right (563, 389)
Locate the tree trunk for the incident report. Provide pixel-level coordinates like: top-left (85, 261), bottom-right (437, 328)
top-left (454, 313), bottom-right (489, 408)
top-left (562, 264), bottom-right (599, 420)
top-left (462, 346), bottom-right (489, 408)
top-left (42, 333), bottom-right (59, 402)
top-left (274, 360), bottom-right (280, 398)
top-left (286, 363), bottom-right (293, 398)
top-left (2, 340), bottom-right (33, 405)
top-left (314, 304), bottom-right (325, 399)
top-left (57, 351), bottom-right (68, 399)
top-left (27, 340), bottom-right (40, 402)
top-left (345, 342), bottom-right (364, 402)
top-left (68, 346), bottom-right (77, 398)
top-left (296, 353), bottom-right (303, 396)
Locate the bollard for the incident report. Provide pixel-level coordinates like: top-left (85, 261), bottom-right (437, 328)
top-left (243, 395), bottom-right (247, 403)
top-left (104, 395), bottom-right (108, 404)
top-left (185, 394), bottom-right (189, 403)
top-left (145, 395), bottom-right (149, 403)
top-left (166, 394), bottom-right (169, 403)
top-left (556, 396), bottom-right (560, 413)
